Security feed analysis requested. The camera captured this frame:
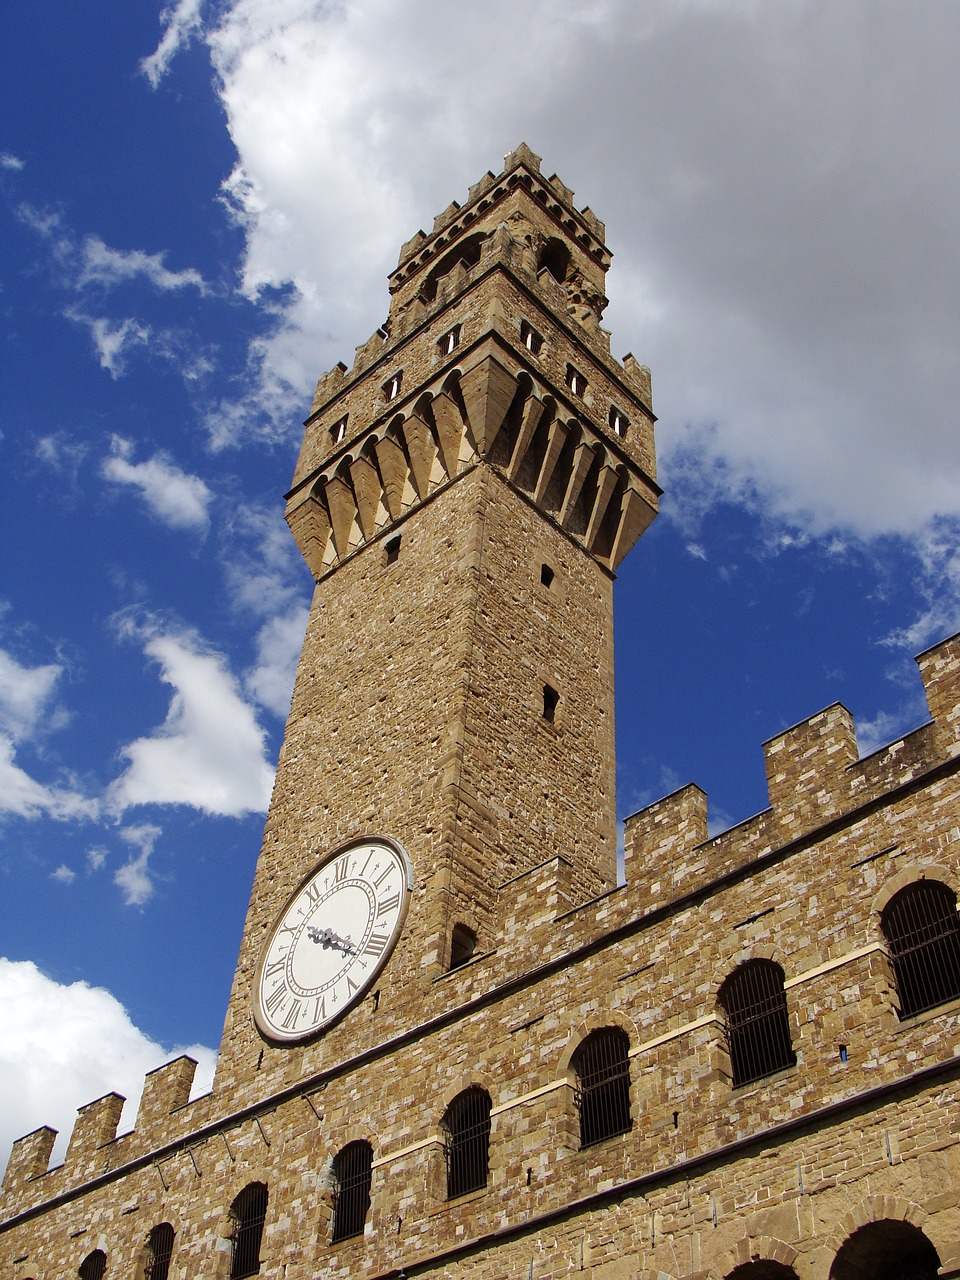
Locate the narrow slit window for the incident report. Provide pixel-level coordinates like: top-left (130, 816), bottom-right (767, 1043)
top-left (609, 405), bottom-right (629, 437)
top-left (449, 924), bottom-right (477, 970)
top-left (540, 563), bottom-right (555, 588)
top-left (520, 321), bottom-right (544, 355)
top-left (438, 324), bottom-right (461, 355)
top-left (542, 684), bottom-right (559, 722)
top-left (566, 364), bottom-right (587, 397)
top-left (329, 415), bottom-right (348, 445)
top-left (385, 535), bottom-right (401, 566)
top-left (383, 371), bottom-right (403, 402)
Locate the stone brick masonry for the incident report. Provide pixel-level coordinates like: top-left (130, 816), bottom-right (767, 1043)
top-left (3, 147), bottom-right (959, 1280)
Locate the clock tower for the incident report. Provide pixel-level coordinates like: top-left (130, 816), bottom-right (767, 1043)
top-left (213, 144), bottom-right (659, 1097)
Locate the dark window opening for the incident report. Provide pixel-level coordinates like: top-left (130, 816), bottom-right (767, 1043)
top-left (329, 416), bottom-right (348, 445)
top-left (145, 1224), bottom-right (175, 1280)
top-left (331, 1141), bottom-right (373, 1243)
top-left (79, 1251), bottom-right (106, 1280)
top-left (449, 924), bottom-right (477, 970)
top-left (542, 684), bottom-right (559, 723)
top-left (881, 880), bottom-right (960, 1018)
top-left (572, 1027), bottom-right (632, 1147)
top-left (566, 364), bottom-right (587, 397)
top-left (420, 234), bottom-right (484, 303)
top-left (443, 1087), bottom-right (491, 1199)
top-left (385, 535), bottom-right (401, 566)
top-left (438, 324), bottom-right (461, 355)
top-left (609, 405), bottom-right (629, 437)
top-left (230, 1182), bottom-right (268, 1279)
top-left (718, 959), bottom-right (795, 1087)
top-left (520, 321), bottom-right (544, 355)
top-left (538, 238), bottom-right (570, 285)
top-left (383, 371), bottom-right (403, 402)
top-left (540, 563), bottom-right (555, 588)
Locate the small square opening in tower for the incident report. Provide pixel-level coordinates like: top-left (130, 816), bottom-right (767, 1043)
top-left (385, 535), bottom-right (401, 565)
top-left (521, 321), bottom-right (544, 355)
top-left (449, 924), bottom-right (477, 971)
top-left (566, 365), bottom-right (587, 397)
top-left (383, 371), bottom-right (403, 401)
top-left (540, 563), bottom-right (555, 588)
top-left (438, 324), bottom-right (461, 356)
top-left (329, 415), bottom-right (348, 445)
top-left (609, 405), bottom-right (630, 438)
top-left (542, 683), bottom-right (560, 723)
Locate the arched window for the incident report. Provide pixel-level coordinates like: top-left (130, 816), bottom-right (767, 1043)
top-left (79, 1251), bottom-right (106, 1280)
top-left (881, 880), bottom-right (960, 1018)
top-left (831, 1219), bottom-right (940, 1280)
top-left (230, 1182), bottom-right (268, 1279)
top-left (331, 1141), bottom-right (373, 1243)
top-left (538, 238), bottom-right (570, 284)
top-left (718, 959), bottom-right (795, 1087)
top-left (420, 234), bottom-right (485, 302)
top-left (144, 1223), bottom-right (175, 1280)
top-left (727, 1264), bottom-right (799, 1280)
top-left (571, 1027), bottom-right (632, 1147)
top-left (442, 1087), bottom-right (491, 1199)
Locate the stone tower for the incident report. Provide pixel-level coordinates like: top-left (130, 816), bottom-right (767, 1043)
top-left (213, 143), bottom-right (659, 1096)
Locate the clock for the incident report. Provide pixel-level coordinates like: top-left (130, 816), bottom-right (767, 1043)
top-left (253, 837), bottom-right (411, 1042)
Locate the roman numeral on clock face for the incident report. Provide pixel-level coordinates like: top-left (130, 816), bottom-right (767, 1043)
top-left (364, 931), bottom-right (389, 957)
top-left (377, 891), bottom-right (400, 917)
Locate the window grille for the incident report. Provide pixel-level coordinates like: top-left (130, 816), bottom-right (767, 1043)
top-left (145, 1223), bottom-right (175, 1280)
top-left (565, 364), bottom-right (587, 397)
top-left (438, 325), bottom-right (461, 355)
top-left (443, 1087), bottom-right (491, 1199)
top-left (719, 959), bottom-right (795, 1087)
top-left (521, 321), bottom-right (544, 355)
top-left (79, 1250), bottom-right (106, 1280)
top-left (609, 405), bottom-right (629, 437)
top-left (882, 880), bottom-right (960, 1018)
top-left (383, 371), bottom-right (403, 401)
top-left (230, 1182), bottom-right (268, 1279)
top-left (331, 1141), bottom-right (373, 1243)
top-left (572, 1027), bottom-right (632, 1147)
top-left (329, 416), bottom-right (348, 445)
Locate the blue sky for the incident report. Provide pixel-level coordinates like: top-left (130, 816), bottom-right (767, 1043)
top-left (1, 0), bottom-right (958, 1166)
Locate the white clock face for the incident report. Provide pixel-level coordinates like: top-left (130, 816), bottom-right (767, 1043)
top-left (254, 838), bottom-right (411, 1042)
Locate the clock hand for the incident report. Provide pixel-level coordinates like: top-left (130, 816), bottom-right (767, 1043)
top-left (306, 926), bottom-right (356, 954)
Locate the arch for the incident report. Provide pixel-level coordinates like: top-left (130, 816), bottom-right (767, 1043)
top-left (709, 1236), bottom-right (799, 1280)
top-left (449, 922), bottom-right (477, 969)
top-left (442, 1086), bottom-right (491, 1199)
top-left (79, 1251), bottom-right (106, 1280)
top-left (420, 233), bottom-right (486, 303)
top-left (718, 958), bottom-right (795, 1087)
top-left (880, 879), bottom-right (960, 1017)
top-left (331, 1139), bottom-right (373, 1243)
top-left (538, 237), bottom-right (571, 284)
top-left (229, 1181), bottom-right (268, 1278)
top-left (830, 1219), bottom-right (940, 1280)
top-left (571, 1026), bottom-right (631, 1147)
top-left (143, 1223), bottom-right (175, 1280)
top-left (871, 862), bottom-right (956, 916)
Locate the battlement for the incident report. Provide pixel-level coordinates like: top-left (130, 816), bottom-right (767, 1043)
top-left (0, 1056), bottom-right (201, 1214)
top-left (623, 631), bottom-right (960, 913)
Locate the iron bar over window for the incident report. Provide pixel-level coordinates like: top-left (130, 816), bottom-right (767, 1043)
top-left (145, 1223), bottom-right (175, 1280)
top-left (572, 1027), bottom-right (632, 1147)
top-left (443, 1087), bottom-right (491, 1199)
top-left (882, 881), bottom-right (960, 1018)
top-left (79, 1250), bottom-right (106, 1280)
top-left (230, 1182), bottom-right (268, 1279)
top-left (331, 1141), bottom-right (373, 1243)
top-left (719, 959), bottom-right (795, 1087)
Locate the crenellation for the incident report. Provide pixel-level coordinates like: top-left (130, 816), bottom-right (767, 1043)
top-left (763, 704), bottom-right (860, 831)
top-left (917, 630), bottom-right (960, 752)
top-left (1, 1127), bottom-right (56, 1195)
top-left (135, 1056), bottom-right (198, 1137)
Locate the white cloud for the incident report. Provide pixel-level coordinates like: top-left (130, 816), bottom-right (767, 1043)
top-left (245, 606), bottom-right (309, 718)
top-left (0, 153), bottom-right (24, 171)
top-left (79, 234), bottom-right (206, 294)
top-left (71, 313), bottom-right (152, 378)
top-left (87, 847), bottom-right (107, 872)
top-left (0, 647), bottom-right (98, 822)
top-left (141, 0), bottom-right (205, 88)
top-left (35, 431), bottom-right (88, 483)
top-left (0, 958), bottom-right (216, 1171)
top-left (51, 864), bottom-right (76, 884)
top-left (108, 621), bottom-right (275, 818)
top-left (101, 436), bottom-right (213, 531)
top-left (114, 823), bottom-right (163, 907)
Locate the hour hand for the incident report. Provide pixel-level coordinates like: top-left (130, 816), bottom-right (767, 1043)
top-left (306, 926), bottom-right (355, 954)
